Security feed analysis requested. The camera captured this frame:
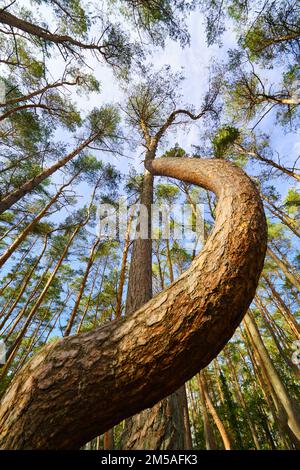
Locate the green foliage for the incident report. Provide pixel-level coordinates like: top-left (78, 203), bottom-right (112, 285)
top-left (284, 189), bottom-right (300, 215)
top-left (155, 183), bottom-right (179, 203)
top-left (88, 105), bottom-right (120, 142)
top-left (162, 144), bottom-right (186, 158)
top-left (212, 125), bottom-right (240, 158)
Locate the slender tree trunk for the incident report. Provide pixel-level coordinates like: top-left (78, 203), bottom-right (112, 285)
top-left (198, 371), bottom-right (231, 449)
top-left (224, 351), bottom-right (261, 449)
top-left (76, 259), bottom-right (102, 333)
top-left (198, 373), bottom-right (217, 449)
top-left (0, 238), bottom-right (37, 296)
top-left (244, 312), bottom-right (300, 448)
top-left (254, 299), bottom-right (300, 378)
top-left (237, 342), bottom-right (278, 449)
top-left (0, 225), bottom-right (81, 380)
top-left (122, 146), bottom-right (186, 449)
top-left (267, 247), bottom-right (300, 292)
top-left (261, 194), bottom-right (300, 238)
top-left (93, 255), bottom-right (109, 326)
top-left (213, 360), bottom-right (225, 405)
top-left (64, 238), bottom-right (100, 337)
top-left (0, 235), bottom-right (48, 332)
top-left (166, 236), bottom-right (192, 449)
top-left (0, 174), bottom-right (78, 268)
top-left (115, 208), bottom-right (135, 319)
top-left (103, 429), bottom-right (114, 450)
top-left (263, 275), bottom-right (300, 339)
top-left (177, 384), bottom-right (193, 449)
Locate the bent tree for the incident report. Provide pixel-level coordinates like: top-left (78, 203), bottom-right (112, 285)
top-left (0, 157), bottom-right (267, 449)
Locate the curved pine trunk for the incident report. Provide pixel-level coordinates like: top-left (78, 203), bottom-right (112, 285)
top-left (0, 157), bottom-right (267, 449)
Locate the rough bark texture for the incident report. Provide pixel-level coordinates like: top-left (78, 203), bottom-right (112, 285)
top-left (120, 391), bottom-right (184, 450)
top-left (0, 157), bottom-right (267, 449)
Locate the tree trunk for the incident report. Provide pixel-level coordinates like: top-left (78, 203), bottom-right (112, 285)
top-left (115, 208), bottom-right (135, 319)
top-left (0, 157), bottom-right (267, 449)
top-left (120, 391), bottom-right (184, 449)
top-left (261, 194), bottom-right (300, 238)
top-left (198, 371), bottom-right (231, 449)
top-left (0, 133), bottom-right (99, 215)
top-left (267, 247), bottom-right (300, 292)
top-left (263, 275), bottom-right (300, 339)
top-left (0, 174), bottom-right (78, 268)
top-left (122, 149), bottom-right (185, 449)
top-left (0, 235), bottom-right (48, 332)
top-left (198, 373), bottom-right (217, 449)
top-left (254, 298), bottom-right (300, 378)
top-left (244, 311), bottom-right (300, 448)
top-left (64, 238), bottom-right (100, 337)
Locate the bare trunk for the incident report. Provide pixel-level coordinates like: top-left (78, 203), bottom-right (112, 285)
top-left (198, 371), bottom-right (231, 449)
top-left (115, 208), bottom-right (135, 319)
top-left (0, 235), bottom-right (48, 332)
top-left (244, 312), bottom-right (300, 448)
top-left (64, 238), bottom-right (100, 337)
top-left (198, 373), bottom-right (217, 449)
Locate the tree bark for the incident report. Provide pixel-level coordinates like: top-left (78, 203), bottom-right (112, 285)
top-left (0, 157), bottom-right (267, 449)
top-left (120, 391), bottom-right (184, 450)
top-left (198, 373), bottom-right (217, 449)
top-left (244, 311), bottom-right (300, 448)
top-left (198, 371), bottom-right (231, 450)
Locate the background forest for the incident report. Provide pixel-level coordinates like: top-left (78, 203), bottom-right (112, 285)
top-left (0, 0), bottom-right (299, 450)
